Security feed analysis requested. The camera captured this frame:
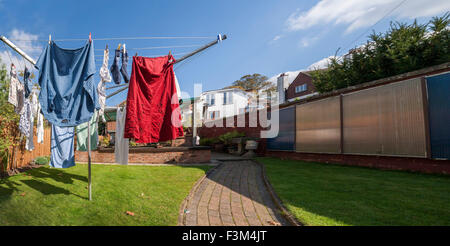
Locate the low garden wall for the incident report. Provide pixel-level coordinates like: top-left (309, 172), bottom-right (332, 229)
top-left (75, 146), bottom-right (211, 164)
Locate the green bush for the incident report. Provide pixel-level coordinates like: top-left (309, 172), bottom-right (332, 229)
top-left (312, 13), bottom-right (450, 93)
top-left (34, 156), bottom-right (50, 165)
top-left (199, 137), bottom-right (219, 146)
top-left (218, 131), bottom-right (245, 145)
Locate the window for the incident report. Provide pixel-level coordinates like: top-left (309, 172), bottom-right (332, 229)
top-left (206, 94), bottom-right (215, 105)
top-left (209, 111), bottom-right (220, 120)
top-left (223, 92), bottom-right (233, 104)
top-left (210, 94), bottom-right (215, 105)
top-left (295, 84), bottom-right (308, 93)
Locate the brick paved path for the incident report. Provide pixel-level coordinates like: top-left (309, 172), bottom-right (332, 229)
top-left (181, 160), bottom-right (288, 226)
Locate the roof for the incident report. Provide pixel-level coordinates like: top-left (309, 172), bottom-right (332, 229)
top-left (201, 87), bottom-right (249, 94)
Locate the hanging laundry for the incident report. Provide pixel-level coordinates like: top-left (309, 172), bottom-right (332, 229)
top-left (35, 92), bottom-right (44, 144)
top-left (8, 64), bottom-right (25, 114)
top-left (25, 98), bottom-right (35, 151)
top-left (50, 125), bottom-right (75, 168)
top-left (31, 89), bottom-right (39, 115)
top-left (34, 40), bottom-right (98, 127)
top-left (19, 97), bottom-right (32, 137)
top-left (23, 67), bottom-right (32, 99)
top-left (124, 55), bottom-right (184, 143)
top-left (110, 48), bottom-right (121, 84)
top-left (173, 72), bottom-right (181, 102)
top-left (36, 108), bottom-right (44, 144)
top-left (97, 47), bottom-right (112, 122)
top-left (76, 110), bottom-right (98, 151)
top-left (120, 45), bottom-right (129, 83)
top-left (115, 107), bottom-right (129, 165)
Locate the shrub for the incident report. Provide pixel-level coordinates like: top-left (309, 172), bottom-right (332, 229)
top-left (311, 13), bottom-right (450, 93)
top-left (218, 131), bottom-right (245, 145)
top-left (34, 156), bottom-right (50, 165)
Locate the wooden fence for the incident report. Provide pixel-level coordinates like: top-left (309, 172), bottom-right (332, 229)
top-left (2, 123), bottom-right (51, 174)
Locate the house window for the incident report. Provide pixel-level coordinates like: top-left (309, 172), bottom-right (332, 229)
top-left (223, 92), bottom-right (233, 105)
top-left (206, 94), bottom-right (215, 105)
top-left (295, 84), bottom-right (307, 93)
top-left (209, 111), bottom-right (220, 120)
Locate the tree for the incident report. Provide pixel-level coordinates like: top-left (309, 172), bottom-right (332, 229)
top-left (311, 13), bottom-right (450, 93)
top-left (228, 73), bottom-right (276, 95)
top-left (0, 58), bottom-right (20, 172)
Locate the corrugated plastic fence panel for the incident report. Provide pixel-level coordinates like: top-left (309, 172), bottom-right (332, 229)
top-left (343, 78), bottom-right (426, 157)
top-left (426, 72), bottom-right (450, 159)
top-left (267, 106), bottom-right (295, 151)
top-left (296, 96), bottom-right (341, 153)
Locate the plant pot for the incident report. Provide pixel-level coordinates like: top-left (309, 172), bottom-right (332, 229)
top-left (214, 143), bottom-right (224, 152)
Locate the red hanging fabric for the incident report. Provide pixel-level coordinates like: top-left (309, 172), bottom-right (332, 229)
top-left (124, 55), bottom-right (183, 143)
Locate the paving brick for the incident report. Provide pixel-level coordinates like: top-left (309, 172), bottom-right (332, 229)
top-left (181, 160), bottom-right (288, 226)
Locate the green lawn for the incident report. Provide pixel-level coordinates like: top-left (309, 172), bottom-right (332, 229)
top-left (0, 164), bottom-right (210, 226)
top-left (257, 157), bottom-right (450, 226)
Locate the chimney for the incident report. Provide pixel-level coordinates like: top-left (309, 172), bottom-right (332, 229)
top-left (277, 73), bottom-right (288, 104)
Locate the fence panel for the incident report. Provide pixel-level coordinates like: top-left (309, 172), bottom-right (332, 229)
top-left (7, 127), bottom-right (51, 171)
top-left (267, 106), bottom-right (295, 151)
top-left (426, 72), bottom-right (450, 159)
top-left (342, 78), bottom-right (426, 157)
top-left (296, 96), bottom-right (341, 153)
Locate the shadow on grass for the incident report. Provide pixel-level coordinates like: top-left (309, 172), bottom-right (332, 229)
top-left (1, 164), bottom-right (212, 204)
top-left (20, 179), bottom-right (84, 199)
top-left (0, 166), bottom-right (90, 201)
top-left (29, 167), bottom-right (88, 184)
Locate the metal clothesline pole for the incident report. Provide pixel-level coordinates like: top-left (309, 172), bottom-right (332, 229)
top-left (106, 34), bottom-right (227, 99)
top-left (87, 119), bottom-right (92, 201)
top-left (0, 35), bottom-right (36, 65)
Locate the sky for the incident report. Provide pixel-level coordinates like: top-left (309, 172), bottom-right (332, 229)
top-left (0, 0), bottom-right (449, 106)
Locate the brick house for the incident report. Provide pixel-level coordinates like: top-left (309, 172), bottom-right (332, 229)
top-left (284, 71), bottom-right (318, 102)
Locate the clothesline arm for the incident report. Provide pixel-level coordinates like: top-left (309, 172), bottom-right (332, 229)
top-left (106, 34), bottom-right (227, 100)
top-left (0, 35), bottom-right (36, 65)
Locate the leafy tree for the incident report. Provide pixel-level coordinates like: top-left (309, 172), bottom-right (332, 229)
top-left (0, 58), bottom-right (20, 172)
top-left (229, 73), bottom-right (276, 95)
top-left (311, 13), bottom-right (450, 93)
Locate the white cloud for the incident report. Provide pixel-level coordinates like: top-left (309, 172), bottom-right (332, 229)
top-left (307, 56), bottom-right (334, 70)
top-left (267, 69), bottom-right (305, 87)
top-left (300, 36), bottom-right (319, 47)
top-left (286, 0), bottom-right (450, 33)
top-left (273, 35), bottom-right (281, 41)
top-left (0, 29), bottom-right (42, 73)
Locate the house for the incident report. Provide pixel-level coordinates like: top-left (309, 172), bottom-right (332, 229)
top-left (179, 97), bottom-right (202, 127)
top-left (277, 71), bottom-right (318, 104)
top-left (200, 87), bottom-right (251, 121)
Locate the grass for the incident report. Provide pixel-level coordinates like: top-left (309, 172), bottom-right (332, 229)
top-left (0, 164), bottom-right (211, 226)
top-left (257, 157), bottom-right (450, 226)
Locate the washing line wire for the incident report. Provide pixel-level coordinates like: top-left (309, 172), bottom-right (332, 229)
top-left (2, 41), bottom-right (15, 69)
top-left (9, 36), bottom-right (217, 42)
top-left (339, 0), bottom-right (408, 56)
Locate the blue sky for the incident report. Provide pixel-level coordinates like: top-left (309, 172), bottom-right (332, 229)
top-left (1, 0), bottom-right (449, 106)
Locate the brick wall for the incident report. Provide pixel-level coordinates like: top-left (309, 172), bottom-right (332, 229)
top-left (75, 147), bottom-right (211, 164)
top-left (266, 151), bottom-right (450, 175)
top-left (197, 112), bottom-right (268, 153)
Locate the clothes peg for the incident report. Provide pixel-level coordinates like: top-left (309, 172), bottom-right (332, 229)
top-left (89, 32), bottom-right (92, 43)
top-left (135, 52), bottom-right (138, 57)
top-left (123, 44), bottom-right (126, 53)
top-left (106, 44), bottom-right (108, 50)
top-left (168, 51), bottom-right (173, 62)
top-left (117, 44), bottom-right (121, 50)
top-left (49, 34), bottom-right (51, 44)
